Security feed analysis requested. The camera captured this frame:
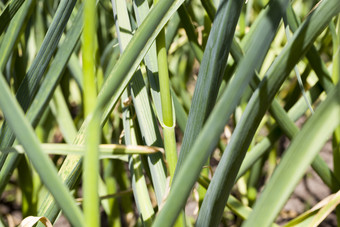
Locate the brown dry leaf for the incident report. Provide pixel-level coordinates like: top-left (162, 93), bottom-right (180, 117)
top-left (309, 190), bottom-right (340, 227)
top-left (284, 190), bottom-right (340, 227)
top-left (19, 216), bottom-right (53, 227)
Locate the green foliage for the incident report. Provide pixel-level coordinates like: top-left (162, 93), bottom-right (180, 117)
top-left (0, 0), bottom-right (339, 226)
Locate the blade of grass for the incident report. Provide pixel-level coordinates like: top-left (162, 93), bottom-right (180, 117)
top-left (0, 4), bottom-right (81, 211)
top-left (177, 5), bottom-right (203, 62)
top-left (1, 143), bottom-right (161, 157)
top-left (175, 0), bottom-right (243, 174)
top-left (204, 0), bottom-right (340, 224)
top-left (329, 16), bottom-right (340, 224)
top-left (0, 0), bottom-right (34, 72)
top-left (196, 0), bottom-right (289, 225)
top-left (131, 7), bottom-right (187, 223)
top-left (122, 90), bottom-right (155, 226)
top-left (184, 0), bottom-right (339, 218)
top-left (0, 3), bottom-right (83, 195)
top-left (129, 72), bottom-right (168, 205)
top-left (197, 175), bottom-right (279, 226)
top-left (152, 0), bottom-right (184, 224)
top-left (0, 0), bottom-right (26, 35)
top-left (129, 154), bottom-right (155, 226)
top-left (101, 159), bottom-right (121, 226)
top-left (200, 8), bottom-right (329, 187)
top-left (280, 2), bottom-right (340, 191)
top-left (99, 0), bottom-right (186, 121)
top-left (283, 19), bottom-right (314, 113)
top-left (165, 13), bottom-right (181, 51)
top-left (154, 0), bottom-right (340, 225)
top-left (17, 156), bottom-right (36, 217)
top-left (237, 83), bottom-right (322, 177)
top-left (243, 80), bottom-right (340, 226)
top-left (286, 3), bottom-right (334, 93)
top-left (171, 88), bottom-right (188, 132)
top-left (200, 0), bottom-right (216, 23)
top-left (82, 0), bottom-right (99, 225)
top-left (14, 0), bottom-right (76, 112)
top-left (154, 0), bottom-right (177, 182)
top-left (49, 86), bottom-right (77, 144)
top-left (133, 0), bottom-right (163, 123)
top-left (37, 0), bottom-right (188, 222)
top-left (0, 0), bottom-right (35, 168)
top-left (0, 72), bottom-right (84, 227)
top-left (0, 0), bottom-right (77, 165)
top-left (113, 0), bottom-right (167, 206)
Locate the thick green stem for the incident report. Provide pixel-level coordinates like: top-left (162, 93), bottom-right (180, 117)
top-left (155, 6), bottom-right (177, 182)
top-left (163, 126), bottom-right (177, 179)
top-left (83, 115), bottom-right (100, 227)
top-left (331, 16), bottom-right (340, 224)
top-left (82, 0), bottom-right (99, 226)
top-left (154, 1), bottom-right (183, 226)
top-left (157, 31), bottom-right (174, 127)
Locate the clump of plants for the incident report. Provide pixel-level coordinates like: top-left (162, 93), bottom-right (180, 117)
top-left (0, 0), bottom-right (340, 226)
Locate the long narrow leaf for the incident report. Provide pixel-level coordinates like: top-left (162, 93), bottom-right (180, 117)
top-left (0, 143), bottom-right (161, 157)
top-left (197, 0), bottom-right (289, 225)
top-left (0, 0), bottom-right (77, 159)
top-left (154, 0), bottom-right (340, 225)
top-left (243, 81), bottom-right (340, 227)
top-left (113, 0), bottom-right (167, 206)
top-left (0, 3), bottom-right (83, 194)
top-left (0, 0), bottom-right (26, 35)
top-left (176, 0), bottom-right (243, 171)
top-left (0, 72), bottom-right (84, 227)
